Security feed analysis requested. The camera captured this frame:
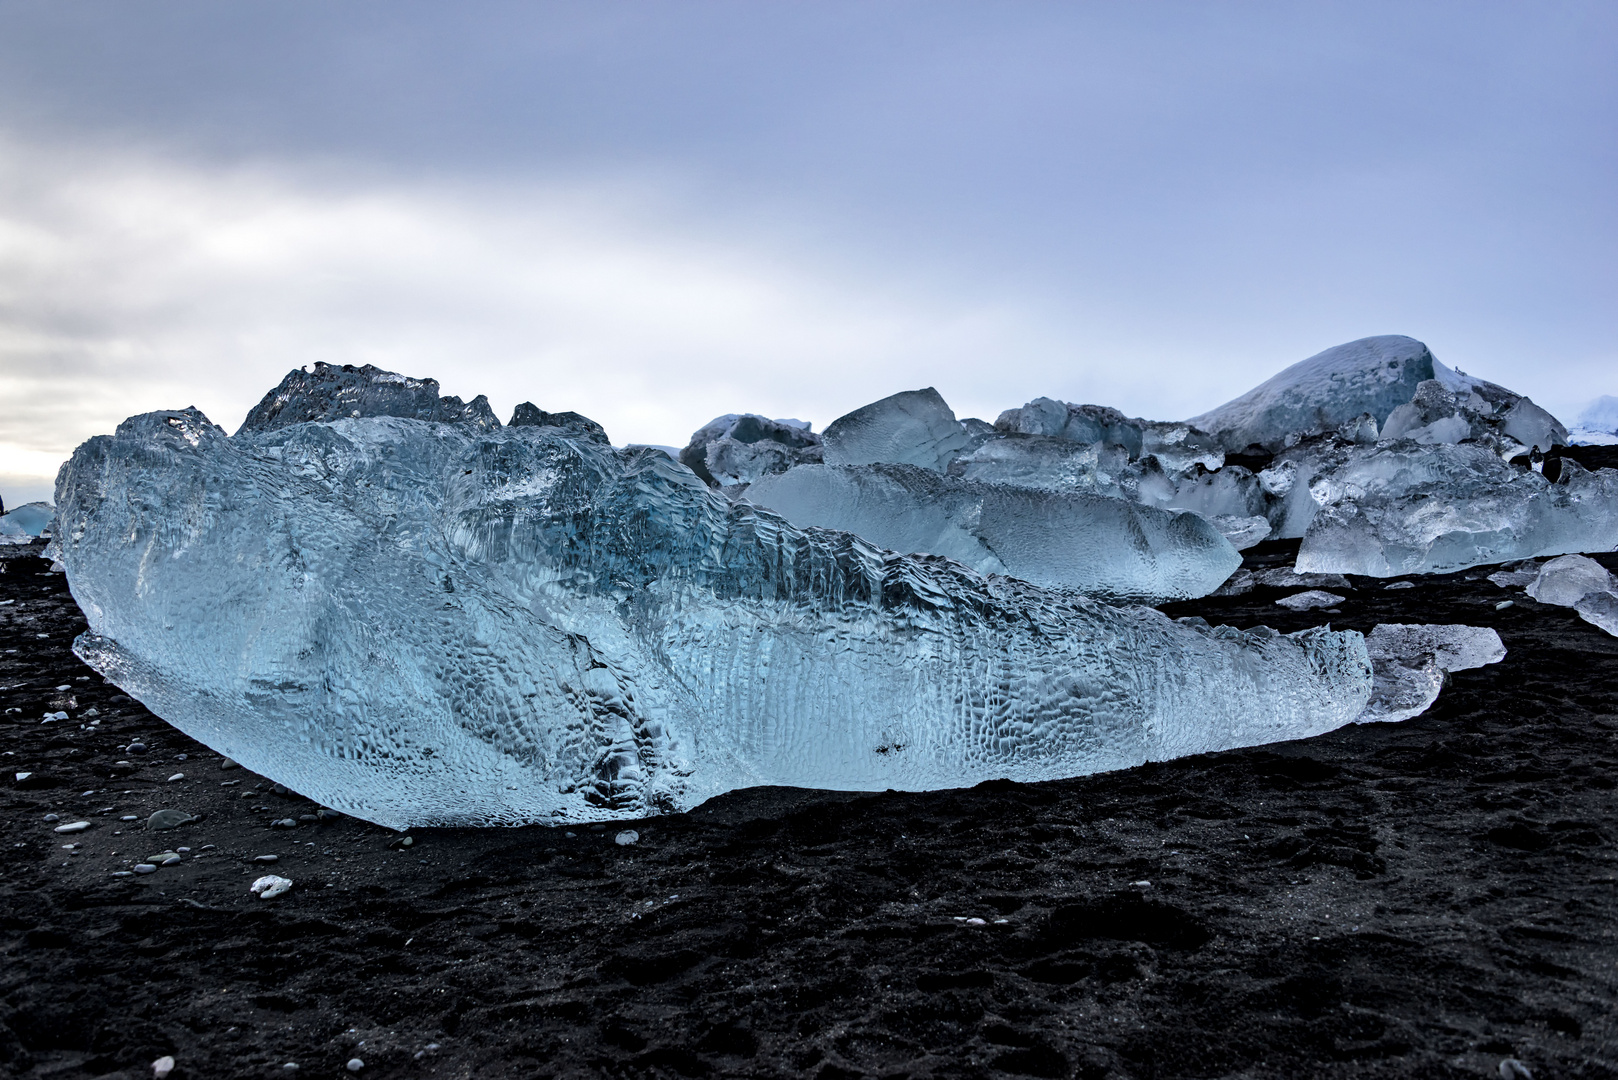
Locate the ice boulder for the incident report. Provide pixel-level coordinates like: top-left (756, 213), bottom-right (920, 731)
top-left (240, 362), bottom-right (499, 433)
top-left (821, 388), bottom-right (970, 472)
top-left (1190, 335), bottom-right (1441, 452)
top-left (744, 463), bottom-right (1242, 600)
top-left (678, 414), bottom-right (822, 488)
top-left (55, 378), bottom-right (1379, 828)
top-left (1526, 554), bottom-right (1616, 607)
top-left (1570, 396), bottom-right (1618, 446)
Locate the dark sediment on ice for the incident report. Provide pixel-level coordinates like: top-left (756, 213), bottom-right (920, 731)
top-left (2, 538), bottom-right (1615, 1079)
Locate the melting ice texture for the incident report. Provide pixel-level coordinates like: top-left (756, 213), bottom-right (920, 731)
top-left (56, 407), bottom-right (1374, 828)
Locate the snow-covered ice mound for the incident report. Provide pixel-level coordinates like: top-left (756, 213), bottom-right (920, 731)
top-left (55, 380), bottom-right (1384, 828)
top-left (1569, 395), bottom-right (1618, 446)
top-left (1189, 335), bottom-right (1565, 455)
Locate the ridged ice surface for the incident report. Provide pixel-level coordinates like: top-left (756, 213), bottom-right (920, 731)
top-left (56, 409), bottom-right (1375, 828)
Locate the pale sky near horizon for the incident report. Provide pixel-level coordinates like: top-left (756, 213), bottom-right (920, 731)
top-left (1, 1), bottom-right (1614, 507)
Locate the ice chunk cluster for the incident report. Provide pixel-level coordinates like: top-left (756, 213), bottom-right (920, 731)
top-left (1278, 440), bottom-right (1618, 576)
top-left (688, 335), bottom-right (1610, 580)
top-left (56, 390), bottom-right (1378, 828)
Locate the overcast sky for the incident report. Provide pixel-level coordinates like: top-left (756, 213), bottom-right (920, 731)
top-left (1, 1), bottom-right (1614, 506)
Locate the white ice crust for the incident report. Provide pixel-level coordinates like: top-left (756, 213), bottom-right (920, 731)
top-left (56, 407), bottom-right (1377, 828)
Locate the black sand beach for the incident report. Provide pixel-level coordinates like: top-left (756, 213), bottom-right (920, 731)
top-left (3, 538), bottom-right (1615, 1079)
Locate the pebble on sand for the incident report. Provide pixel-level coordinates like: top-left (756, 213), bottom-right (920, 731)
top-left (152, 1055), bottom-right (175, 1079)
top-left (147, 809), bottom-right (196, 830)
top-left (251, 874), bottom-right (293, 899)
top-left (253, 854), bottom-right (280, 863)
top-left (167, 773), bottom-right (186, 782)
top-left (615, 830), bottom-right (640, 846)
top-left (133, 864), bottom-right (157, 874)
top-left (347, 1058), bottom-right (365, 1072)
top-left (53, 821), bottom-right (90, 834)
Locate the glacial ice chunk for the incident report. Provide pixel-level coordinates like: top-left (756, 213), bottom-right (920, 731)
top-left (240, 362), bottom-right (499, 433)
top-left (744, 463), bottom-right (1242, 600)
top-left (822, 388), bottom-right (970, 472)
top-left (1526, 554), bottom-right (1615, 607)
top-left (1190, 335), bottom-right (1442, 452)
top-left (1358, 624), bottom-right (1506, 724)
top-left (55, 397), bottom-right (1375, 828)
top-left (1574, 591), bottom-right (1618, 638)
top-left (679, 414), bottom-right (822, 488)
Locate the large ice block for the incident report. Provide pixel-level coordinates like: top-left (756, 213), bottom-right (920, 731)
top-left (744, 463), bottom-right (1242, 600)
top-left (56, 399), bottom-right (1376, 828)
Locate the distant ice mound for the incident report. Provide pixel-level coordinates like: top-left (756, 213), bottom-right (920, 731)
top-left (1570, 396), bottom-right (1618, 446)
top-left (1190, 336), bottom-right (1441, 453)
top-left (56, 373), bottom-right (1383, 828)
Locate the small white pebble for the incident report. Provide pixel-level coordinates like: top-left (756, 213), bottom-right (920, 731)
top-left (614, 830), bottom-right (639, 846)
top-left (133, 863), bottom-right (157, 874)
top-left (121, 815), bottom-right (137, 821)
top-left (14, 772), bottom-right (30, 782)
top-left (283, 1064), bottom-right (299, 1072)
top-left (54, 821), bottom-right (90, 834)
top-left (347, 1059), bottom-right (364, 1073)
top-left (152, 1055), bottom-right (175, 1079)
top-left (964, 917), bottom-right (986, 926)
top-left (1132, 880), bottom-right (1152, 887)
top-left (167, 773), bottom-right (185, 782)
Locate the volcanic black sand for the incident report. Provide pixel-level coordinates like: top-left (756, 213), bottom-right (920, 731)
top-left (2, 538), bottom-right (1615, 1080)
